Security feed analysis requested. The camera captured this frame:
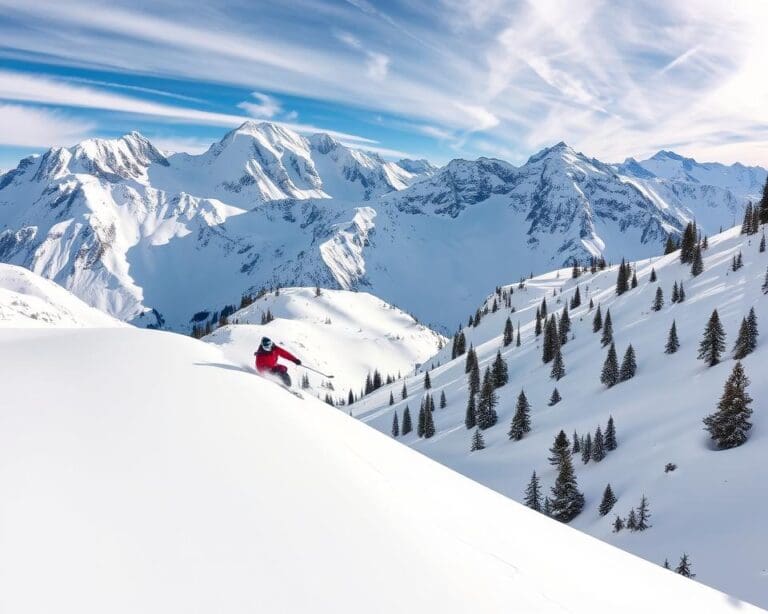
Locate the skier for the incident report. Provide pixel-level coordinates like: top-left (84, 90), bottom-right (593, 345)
top-left (255, 336), bottom-right (301, 387)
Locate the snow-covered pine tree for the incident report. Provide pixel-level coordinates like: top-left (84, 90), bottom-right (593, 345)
top-left (417, 401), bottom-right (426, 437)
top-left (542, 315), bottom-right (558, 363)
top-left (549, 444), bottom-right (585, 523)
top-left (616, 258), bottom-right (629, 295)
top-left (733, 317), bottom-right (753, 359)
top-left (742, 202), bottom-right (754, 234)
top-left (664, 234), bottom-right (677, 255)
top-left (636, 495), bottom-right (651, 530)
top-left (652, 287), bottom-right (664, 311)
top-left (650, 267), bottom-right (657, 282)
top-left (468, 359), bottom-right (480, 396)
top-left (680, 222), bottom-right (696, 263)
top-left (541, 297), bottom-right (548, 319)
top-left (703, 361), bottom-right (753, 449)
top-left (631, 270), bottom-right (638, 289)
top-left (572, 430), bottom-right (580, 454)
top-left (665, 320), bottom-right (680, 354)
top-left (440, 390), bottom-right (447, 408)
top-left (548, 430), bottom-right (571, 467)
top-left (348, 389), bottom-right (355, 405)
top-left (571, 285), bottom-right (582, 309)
top-left (760, 233), bottom-right (766, 252)
top-left (508, 389), bottom-right (531, 440)
top-left (592, 426), bottom-right (606, 462)
top-left (676, 554), bottom-right (695, 578)
top-left (391, 412), bottom-right (399, 437)
top-left (401, 381), bottom-right (408, 400)
top-left (593, 304), bottom-right (603, 332)
top-left (678, 281), bottom-right (686, 302)
top-left (492, 350), bottom-right (509, 388)
top-left (690, 242), bottom-right (704, 276)
top-left (764, 266), bottom-right (768, 294)
top-left (470, 428), bottom-right (485, 451)
top-left (559, 305), bottom-right (571, 345)
top-left (548, 387), bottom-right (562, 406)
top-left (698, 309), bottom-right (726, 366)
top-left (581, 432), bottom-right (592, 464)
top-left (626, 508), bottom-right (638, 531)
top-left (605, 415), bottom-right (617, 450)
top-left (516, 323), bottom-right (521, 347)
top-left (535, 308), bottom-right (542, 336)
top-left (503, 317), bottom-right (514, 346)
top-left (550, 345), bottom-right (565, 381)
top-left (389, 391), bottom-right (394, 406)
top-left (601, 309), bottom-right (614, 346)
top-left (465, 344), bottom-right (476, 373)
top-left (476, 368), bottom-right (499, 430)
top-left (543, 497), bottom-right (552, 516)
top-left (423, 404), bottom-right (436, 438)
top-left (619, 344), bottom-right (637, 382)
top-left (599, 484), bottom-right (617, 516)
top-left (601, 342), bottom-right (619, 387)
top-left (523, 471), bottom-right (543, 512)
top-left (613, 515), bottom-right (625, 532)
top-left (402, 406), bottom-right (412, 434)
top-left (465, 394), bottom-right (477, 429)
top-left (423, 370), bottom-right (431, 389)
top-left (671, 281), bottom-right (679, 303)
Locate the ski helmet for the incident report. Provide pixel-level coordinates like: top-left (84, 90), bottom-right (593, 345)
top-left (261, 336), bottom-right (273, 351)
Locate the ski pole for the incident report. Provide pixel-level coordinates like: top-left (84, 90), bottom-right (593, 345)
top-left (299, 364), bottom-right (334, 378)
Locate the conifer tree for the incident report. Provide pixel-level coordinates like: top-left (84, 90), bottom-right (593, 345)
top-left (760, 234), bottom-right (766, 253)
top-left (665, 320), bottom-right (680, 354)
top-left (589, 297), bottom-right (594, 310)
top-left (601, 342), bottom-right (619, 387)
top-left (417, 402), bottom-right (426, 437)
top-left (616, 258), bottom-right (629, 295)
top-left (572, 430), bottom-right (581, 454)
top-left (492, 350), bottom-right (509, 388)
top-left (650, 267), bottom-right (657, 282)
top-left (593, 304), bottom-right (603, 332)
top-left (503, 317), bottom-right (514, 346)
top-left (571, 285), bottom-right (582, 309)
top-left (535, 308), bottom-right (542, 336)
top-left (424, 370), bottom-right (431, 389)
top-left (613, 515), bottom-right (625, 532)
top-left (592, 426), bottom-right (606, 462)
top-left (747, 307), bottom-right (759, 352)
top-left (636, 495), bottom-right (651, 530)
top-left (663, 559), bottom-right (670, 570)
top-left (652, 287), bottom-right (664, 311)
top-left (516, 323), bottom-right (522, 347)
top-left (548, 430), bottom-right (570, 467)
top-left (742, 202), bottom-right (754, 234)
top-left (631, 270), bottom-right (638, 289)
top-left (601, 309), bottom-right (614, 347)
top-left (470, 428), bottom-right (485, 451)
top-left (465, 394), bottom-right (476, 429)
top-left (599, 484), bottom-right (617, 516)
top-left (468, 359), bottom-right (480, 396)
top-left (548, 387), bottom-right (562, 406)
top-left (626, 508), bottom-right (638, 531)
top-left (389, 391), bottom-right (394, 406)
top-left (703, 361), bottom-right (753, 449)
top-left (690, 242), bottom-right (704, 276)
top-left (550, 445), bottom-right (585, 522)
top-left (680, 222), bottom-right (696, 263)
top-left (476, 368), bottom-right (499, 430)
top-left (550, 345), bottom-right (565, 380)
top-left (348, 389), bottom-right (355, 405)
top-left (401, 381), bottom-right (408, 400)
top-left (605, 415), bottom-right (617, 451)
top-left (581, 432), bottom-right (592, 464)
top-left (508, 389), bottom-right (531, 440)
top-left (559, 305), bottom-right (571, 345)
top-left (465, 345), bottom-right (476, 374)
top-left (523, 471), bottom-right (543, 512)
top-left (543, 497), bottom-right (552, 517)
top-left (423, 404), bottom-right (436, 438)
top-left (733, 317), bottom-right (753, 359)
top-left (698, 309), bottom-right (726, 366)
top-left (402, 406), bottom-right (412, 434)
top-left (440, 390), bottom-right (447, 409)
top-left (676, 554), bottom-right (695, 578)
top-left (541, 297), bottom-right (548, 319)
top-left (391, 412), bottom-right (399, 437)
top-left (763, 267), bottom-right (768, 294)
top-left (664, 234), bottom-right (677, 255)
top-left (678, 281), bottom-right (686, 302)
top-left (671, 281), bottom-right (679, 303)
top-left (619, 344), bottom-right (637, 382)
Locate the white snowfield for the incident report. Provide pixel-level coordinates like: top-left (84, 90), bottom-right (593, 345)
top-left (204, 287), bottom-right (444, 398)
top-left (0, 326), bottom-right (760, 613)
top-left (355, 225), bottom-right (768, 608)
top-left (0, 263), bottom-right (120, 327)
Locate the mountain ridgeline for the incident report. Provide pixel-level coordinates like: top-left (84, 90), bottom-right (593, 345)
top-left (0, 122), bottom-right (764, 329)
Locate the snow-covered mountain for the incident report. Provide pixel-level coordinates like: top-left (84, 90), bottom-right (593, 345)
top-left (0, 123), bottom-right (763, 330)
top-left (204, 286), bottom-right (445, 397)
top-left (353, 224), bottom-right (768, 608)
top-left (0, 263), bottom-right (121, 327)
top-left (0, 323), bottom-right (760, 612)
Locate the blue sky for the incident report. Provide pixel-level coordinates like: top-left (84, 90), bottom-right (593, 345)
top-left (1, 0), bottom-right (767, 170)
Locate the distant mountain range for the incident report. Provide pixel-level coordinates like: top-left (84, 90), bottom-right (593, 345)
top-left (0, 121), bottom-right (764, 329)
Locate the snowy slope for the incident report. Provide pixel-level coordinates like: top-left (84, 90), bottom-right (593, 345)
top-left (204, 287), bottom-right (444, 399)
top-left (354, 225), bottom-right (768, 607)
top-left (0, 326), bottom-right (760, 613)
top-left (0, 263), bottom-right (120, 327)
top-left (1, 124), bottom-right (764, 331)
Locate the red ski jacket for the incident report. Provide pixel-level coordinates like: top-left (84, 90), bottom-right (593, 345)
top-left (255, 345), bottom-right (300, 373)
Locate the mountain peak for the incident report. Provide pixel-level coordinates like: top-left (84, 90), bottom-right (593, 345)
top-left (650, 149), bottom-right (687, 162)
top-left (525, 141), bottom-right (579, 165)
top-left (308, 132), bottom-right (341, 155)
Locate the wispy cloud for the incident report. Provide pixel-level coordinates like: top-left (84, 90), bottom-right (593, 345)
top-left (0, 103), bottom-right (94, 147)
top-left (237, 92), bottom-right (284, 119)
top-left (335, 31), bottom-right (390, 80)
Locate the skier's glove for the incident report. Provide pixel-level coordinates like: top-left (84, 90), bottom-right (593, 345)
top-left (295, 359), bottom-right (302, 365)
